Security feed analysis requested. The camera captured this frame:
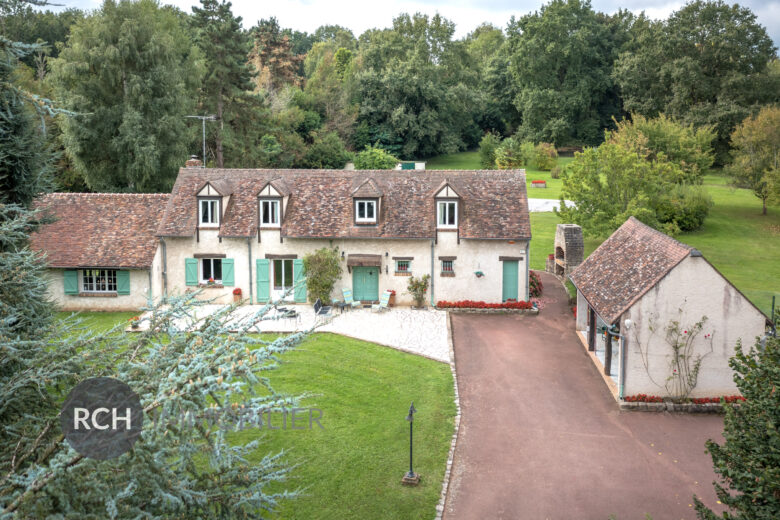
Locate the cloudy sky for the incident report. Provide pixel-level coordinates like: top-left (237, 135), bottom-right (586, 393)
top-left (49, 0), bottom-right (780, 45)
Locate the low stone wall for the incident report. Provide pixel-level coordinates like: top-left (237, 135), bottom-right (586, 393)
top-left (619, 401), bottom-right (729, 413)
top-left (437, 307), bottom-right (539, 315)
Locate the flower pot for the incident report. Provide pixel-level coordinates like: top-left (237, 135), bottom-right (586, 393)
top-left (388, 293), bottom-right (396, 307)
top-left (131, 322), bottom-right (139, 329)
top-left (233, 294), bottom-right (241, 304)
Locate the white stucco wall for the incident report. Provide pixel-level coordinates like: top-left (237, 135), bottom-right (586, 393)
top-left (163, 228), bottom-right (529, 306)
top-left (575, 290), bottom-right (588, 331)
top-left (47, 268), bottom-right (152, 311)
top-left (623, 256), bottom-right (767, 398)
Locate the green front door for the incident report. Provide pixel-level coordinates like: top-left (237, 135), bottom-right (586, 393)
top-left (502, 260), bottom-right (519, 302)
top-left (352, 266), bottom-right (379, 301)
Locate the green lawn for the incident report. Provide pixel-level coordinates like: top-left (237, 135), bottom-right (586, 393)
top-left (56, 311), bottom-right (138, 332)
top-left (530, 176), bottom-right (780, 316)
top-left (426, 150), bottom-right (572, 199)
top-left (54, 313), bottom-right (456, 520)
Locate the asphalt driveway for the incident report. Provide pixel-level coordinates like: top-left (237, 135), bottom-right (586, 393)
top-left (444, 272), bottom-right (726, 520)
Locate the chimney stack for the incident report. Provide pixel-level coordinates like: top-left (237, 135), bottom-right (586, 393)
top-left (185, 155), bottom-right (203, 168)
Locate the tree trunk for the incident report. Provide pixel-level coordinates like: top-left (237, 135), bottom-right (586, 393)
top-left (215, 87), bottom-right (224, 168)
top-left (763, 197), bottom-right (767, 215)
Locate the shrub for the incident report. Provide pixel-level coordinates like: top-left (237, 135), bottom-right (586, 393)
top-left (436, 300), bottom-right (535, 310)
top-left (406, 274), bottom-right (430, 307)
top-left (656, 184), bottom-right (713, 232)
top-left (529, 271), bottom-right (543, 298)
top-left (301, 131), bottom-right (351, 169)
top-left (534, 142), bottom-right (558, 171)
top-left (479, 132), bottom-right (502, 169)
top-left (550, 166), bottom-right (561, 179)
top-left (353, 144), bottom-right (398, 169)
top-left (302, 247), bottom-right (342, 304)
top-left (495, 137), bottom-right (535, 169)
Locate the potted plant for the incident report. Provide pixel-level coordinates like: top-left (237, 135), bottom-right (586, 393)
top-left (207, 277), bottom-right (215, 286)
top-left (129, 316), bottom-right (141, 329)
top-left (232, 287), bottom-right (242, 303)
top-left (387, 289), bottom-right (396, 307)
top-left (406, 275), bottom-right (430, 309)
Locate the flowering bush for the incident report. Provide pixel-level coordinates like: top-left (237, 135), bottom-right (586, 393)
top-left (232, 288), bottom-right (242, 296)
top-left (691, 395), bottom-right (745, 404)
top-left (547, 253), bottom-right (554, 260)
top-left (624, 394), bottom-right (664, 403)
top-left (436, 300), bottom-right (535, 310)
top-left (129, 315), bottom-right (141, 323)
top-left (529, 270), bottom-right (543, 297)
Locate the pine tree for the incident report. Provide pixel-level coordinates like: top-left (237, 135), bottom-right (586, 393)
top-left (694, 336), bottom-right (780, 519)
top-left (190, 0), bottom-right (254, 168)
top-left (51, 0), bottom-right (201, 192)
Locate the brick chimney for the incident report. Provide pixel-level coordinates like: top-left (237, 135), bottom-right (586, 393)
top-left (185, 155), bottom-right (202, 168)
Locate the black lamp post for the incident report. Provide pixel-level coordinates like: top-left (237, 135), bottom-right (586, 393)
top-left (402, 402), bottom-right (420, 485)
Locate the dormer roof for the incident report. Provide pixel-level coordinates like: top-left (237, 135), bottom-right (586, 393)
top-left (434, 179), bottom-right (460, 198)
top-left (351, 178), bottom-right (383, 198)
top-left (258, 178), bottom-right (291, 197)
top-left (197, 179), bottom-right (235, 196)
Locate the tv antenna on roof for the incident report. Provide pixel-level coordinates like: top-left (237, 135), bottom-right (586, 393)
top-left (185, 115), bottom-right (216, 168)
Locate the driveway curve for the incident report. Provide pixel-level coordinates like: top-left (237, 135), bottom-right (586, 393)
top-left (444, 271), bottom-right (726, 520)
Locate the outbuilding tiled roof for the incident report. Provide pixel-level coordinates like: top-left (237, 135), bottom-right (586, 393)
top-left (31, 193), bottom-right (169, 269)
top-left (157, 168), bottom-right (531, 240)
top-left (569, 217), bottom-right (693, 325)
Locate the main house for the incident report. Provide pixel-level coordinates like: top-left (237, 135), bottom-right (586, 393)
top-left (32, 166), bottom-right (531, 310)
top-left (570, 217), bottom-right (770, 398)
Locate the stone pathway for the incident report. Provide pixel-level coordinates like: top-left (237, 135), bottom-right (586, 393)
top-left (527, 198), bottom-right (574, 212)
top-left (135, 304), bottom-right (451, 363)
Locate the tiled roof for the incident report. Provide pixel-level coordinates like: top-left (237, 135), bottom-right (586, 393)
top-left (569, 217), bottom-right (693, 325)
top-left (157, 168), bottom-right (531, 240)
top-left (31, 193), bottom-right (168, 269)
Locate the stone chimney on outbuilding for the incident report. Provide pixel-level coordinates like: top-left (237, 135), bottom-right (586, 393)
top-left (546, 223), bottom-right (584, 280)
top-left (185, 155), bottom-right (202, 168)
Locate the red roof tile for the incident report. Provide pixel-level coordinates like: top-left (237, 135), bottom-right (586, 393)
top-left (31, 193), bottom-right (168, 269)
top-left (157, 168), bottom-right (531, 240)
top-left (569, 217), bottom-right (693, 324)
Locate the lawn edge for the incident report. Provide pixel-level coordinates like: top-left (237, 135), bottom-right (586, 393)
top-left (435, 312), bottom-right (461, 520)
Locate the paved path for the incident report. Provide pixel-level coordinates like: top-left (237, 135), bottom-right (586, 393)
top-left (527, 198), bottom-right (574, 212)
top-left (138, 304), bottom-right (450, 363)
top-left (444, 272), bottom-right (725, 520)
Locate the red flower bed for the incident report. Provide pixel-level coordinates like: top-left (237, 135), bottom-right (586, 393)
top-left (529, 270), bottom-right (543, 297)
top-left (436, 300), bottom-right (535, 310)
top-left (691, 395), bottom-right (745, 404)
top-left (624, 394), bottom-right (664, 403)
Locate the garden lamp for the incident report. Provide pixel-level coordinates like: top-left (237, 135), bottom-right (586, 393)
top-left (402, 402), bottom-right (419, 485)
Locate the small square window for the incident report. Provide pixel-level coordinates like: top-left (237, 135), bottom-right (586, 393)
top-left (396, 260), bottom-right (410, 273)
top-left (441, 260), bottom-right (454, 273)
top-left (201, 258), bottom-right (222, 284)
top-left (82, 269), bottom-right (117, 292)
top-left (199, 198), bottom-right (219, 226)
top-left (260, 198), bottom-right (280, 227)
top-left (355, 199), bottom-right (377, 224)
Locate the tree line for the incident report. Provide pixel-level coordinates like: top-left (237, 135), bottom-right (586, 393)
top-left (2, 0), bottom-right (778, 193)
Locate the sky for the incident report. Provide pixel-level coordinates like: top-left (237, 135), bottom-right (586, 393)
top-left (48, 0), bottom-right (780, 46)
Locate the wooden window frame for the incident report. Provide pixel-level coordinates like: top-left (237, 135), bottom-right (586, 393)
top-left (201, 258), bottom-right (223, 284)
top-left (81, 269), bottom-right (117, 293)
top-left (436, 200), bottom-right (458, 229)
top-left (259, 197), bottom-right (282, 228)
top-left (198, 197), bottom-right (220, 228)
top-left (354, 198), bottom-right (378, 225)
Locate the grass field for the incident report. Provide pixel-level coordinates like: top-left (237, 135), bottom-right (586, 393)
top-left (426, 150), bottom-right (572, 199)
top-left (529, 175), bottom-right (780, 316)
top-left (55, 313), bottom-right (456, 520)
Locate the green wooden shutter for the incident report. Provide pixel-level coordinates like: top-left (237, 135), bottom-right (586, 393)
top-left (116, 270), bottom-right (130, 295)
top-left (64, 270), bottom-right (79, 295)
top-left (222, 258), bottom-right (234, 286)
top-left (256, 259), bottom-right (270, 302)
top-left (293, 259), bottom-right (306, 303)
top-left (185, 258), bottom-right (198, 286)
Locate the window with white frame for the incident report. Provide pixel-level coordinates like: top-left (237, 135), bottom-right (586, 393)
top-left (437, 200), bottom-right (457, 228)
top-left (201, 258), bottom-right (222, 284)
top-left (199, 198), bottom-right (219, 226)
top-left (82, 269), bottom-right (117, 292)
top-left (260, 198), bottom-right (280, 227)
top-left (441, 260), bottom-right (454, 274)
top-left (395, 260), bottom-right (411, 273)
top-left (355, 199), bottom-right (377, 223)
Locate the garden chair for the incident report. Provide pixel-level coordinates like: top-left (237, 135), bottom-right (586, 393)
top-left (341, 288), bottom-right (362, 310)
top-left (313, 298), bottom-right (332, 320)
top-left (371, 290), bottom-right (392, 313)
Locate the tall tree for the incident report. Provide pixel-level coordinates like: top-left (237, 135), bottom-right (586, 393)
top-left (694, 336), bottom-right (780, 519)
top-left (248, 17), bottom-right (302, 93)
top-left (506, 0), bottom-right (624, 146)
top-left (729, 106), bottom-right (780, 215)
top-left (51, 0), bottom-right (201, 192)
top-left (614, 0), bottom-right (779, 164)
top-left (190, 0), bottom-right (254, 168)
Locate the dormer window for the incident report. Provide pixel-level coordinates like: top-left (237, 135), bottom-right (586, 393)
top-left (355, 199), bottom-right (377, 224)
top-left (199, 198), bottom-right (220, 227)
top-left (260, 198), bottom-right (280, 227)
top-left (437, 200), bottom-right (457, 228)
